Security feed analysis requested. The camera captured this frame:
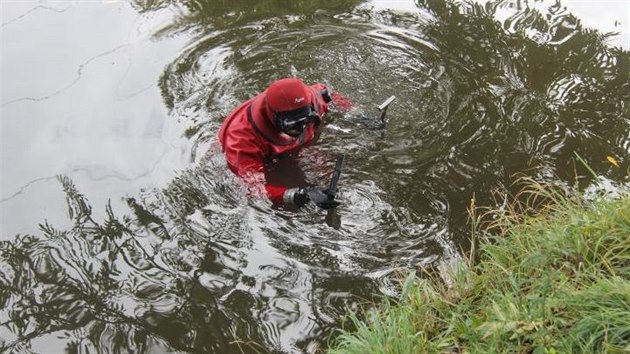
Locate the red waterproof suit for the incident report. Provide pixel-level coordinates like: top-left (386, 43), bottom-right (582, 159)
top-left (218, 81), bottom-right (350, 203)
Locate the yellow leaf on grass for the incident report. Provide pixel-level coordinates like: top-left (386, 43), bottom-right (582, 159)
top-left (607, 156), bottom-right (620, 167)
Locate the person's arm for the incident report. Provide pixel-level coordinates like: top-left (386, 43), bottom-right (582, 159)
top-left (329, 91), bottom-right (352, 110)
top-left (228, 154), bottom-right (287, 204)
top-left (312, 83), bottom-right (353, 111)
top-left (232, 155), bottom-right (338, 209)
top-left (310, 84), bottom-right (353, 128)
top-left (225, 146), bottom-right (308, 207)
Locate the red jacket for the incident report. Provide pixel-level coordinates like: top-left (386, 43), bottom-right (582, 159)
top-left (218, 82), bottom-right (349, 203)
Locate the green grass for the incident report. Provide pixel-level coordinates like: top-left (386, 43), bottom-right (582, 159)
top-left (329, 185), bottom-right (630, 354)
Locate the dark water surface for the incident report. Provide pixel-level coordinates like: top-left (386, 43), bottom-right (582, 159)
top-left (1, 0), bottom-right (629, 352)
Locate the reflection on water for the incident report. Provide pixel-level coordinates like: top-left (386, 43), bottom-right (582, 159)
top-left (1, 0), bottom-right (629, 352)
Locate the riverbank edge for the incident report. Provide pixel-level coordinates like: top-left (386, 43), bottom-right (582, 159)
top-left (328, 190), bottom-right (630, 353)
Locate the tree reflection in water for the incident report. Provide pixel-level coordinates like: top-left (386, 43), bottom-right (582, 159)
top-left (0, 170), bottom-right (260, 353)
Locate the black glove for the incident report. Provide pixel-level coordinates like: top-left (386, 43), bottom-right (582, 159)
top-left (283, 187), bottom-right (340, 209)
top-left (306, 187), bottom-right (340, 209)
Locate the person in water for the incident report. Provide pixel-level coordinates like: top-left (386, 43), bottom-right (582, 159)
top-left (218, 77), bottom-right (352, 209)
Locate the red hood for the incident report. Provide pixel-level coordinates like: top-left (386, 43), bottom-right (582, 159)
top-left (265, 78), bottom-right (314, 116)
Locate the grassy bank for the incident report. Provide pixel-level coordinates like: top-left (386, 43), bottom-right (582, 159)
top-left (329, 186), bottom-right (630, 353)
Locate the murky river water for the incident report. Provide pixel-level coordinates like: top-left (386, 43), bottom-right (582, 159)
top-left (1, 0), bottom-right (629, 352)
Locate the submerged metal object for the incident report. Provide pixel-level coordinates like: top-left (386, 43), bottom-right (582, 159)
top-left (327, 154), bottom-right (345, 200)
top-left (377, 95), bottom-right (397, 124)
